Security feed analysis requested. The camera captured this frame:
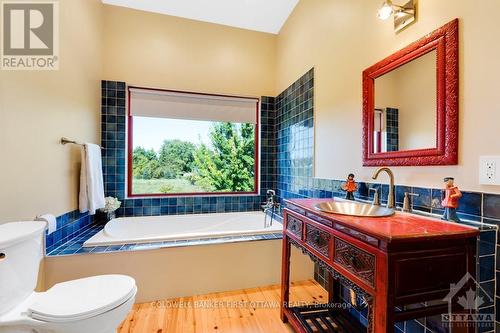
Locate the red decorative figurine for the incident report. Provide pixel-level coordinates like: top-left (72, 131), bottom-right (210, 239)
top-left (342, 173), bottom-right (357, 201)
top-left (441, 177), bottom-right (462, 222)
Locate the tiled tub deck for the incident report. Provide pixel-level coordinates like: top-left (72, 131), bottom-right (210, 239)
top-left (45, 219), bottom-right (283, 256)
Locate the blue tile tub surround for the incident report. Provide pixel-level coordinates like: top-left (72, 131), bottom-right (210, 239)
top-left (101, 80), bottom-right (276, 216)
top-left (45, 210), bottom-right (102, 254)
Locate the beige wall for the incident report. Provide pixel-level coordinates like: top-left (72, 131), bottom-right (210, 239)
top-left (0, 0), bottom-right (104, 222)
top-left (277, 0), bottom-right (500, 193)
top-left (7, 0), bottom-right (499, 220)
top-left (375, 50), bottom-right (437, 150)
top-left (102, 5), bottom-right (276, 97)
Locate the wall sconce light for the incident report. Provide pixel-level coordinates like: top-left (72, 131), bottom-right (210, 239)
top-left (377, 0), bottom-right (416, 33)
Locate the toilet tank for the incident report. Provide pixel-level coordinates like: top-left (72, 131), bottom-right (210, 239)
top-left (0, 221), bottom-right (46, 315)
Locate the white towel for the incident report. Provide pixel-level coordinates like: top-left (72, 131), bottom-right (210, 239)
top-left (35, 214), bottom-right (56, 234)
top-left (79, 143), bottom-right (105, 215)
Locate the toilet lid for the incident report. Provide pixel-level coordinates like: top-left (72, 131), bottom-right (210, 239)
top-left (29, 275), bottom-right (136, 323)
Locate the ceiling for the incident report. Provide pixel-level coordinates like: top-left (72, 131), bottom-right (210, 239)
top-left (101, 0), bottom-right (299, 34)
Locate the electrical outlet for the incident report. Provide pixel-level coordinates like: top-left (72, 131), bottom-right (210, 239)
top-left (479, 156), bottom-right (500, 185)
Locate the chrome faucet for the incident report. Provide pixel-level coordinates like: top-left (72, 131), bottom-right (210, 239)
top-left (262, 190), bottom-right (280, 228)
top-left (371, 167), bottom-right (395, 209)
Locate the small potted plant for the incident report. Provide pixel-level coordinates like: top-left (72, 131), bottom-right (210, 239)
top-left (100, 197), bottom-right (121, 221)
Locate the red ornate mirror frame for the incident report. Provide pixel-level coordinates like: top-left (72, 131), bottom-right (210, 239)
top-left (362, 19), bottom-right (458, 166)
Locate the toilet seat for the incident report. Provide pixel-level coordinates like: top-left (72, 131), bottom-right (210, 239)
top-left (28, 275), bottom-right (136, 323)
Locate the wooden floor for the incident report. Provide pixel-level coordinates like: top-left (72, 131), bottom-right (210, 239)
top-left (117, 280), bottom-right (327, 333)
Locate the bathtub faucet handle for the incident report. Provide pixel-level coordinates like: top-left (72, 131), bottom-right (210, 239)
top-left (263, 189), bottom-right (279, 228)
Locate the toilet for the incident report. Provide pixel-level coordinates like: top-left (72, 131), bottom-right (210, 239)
top-left (0, 221), bottom-right (137, 333)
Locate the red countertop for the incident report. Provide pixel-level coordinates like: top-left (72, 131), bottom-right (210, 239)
top-left (285, 199), bottom-right (479, 243)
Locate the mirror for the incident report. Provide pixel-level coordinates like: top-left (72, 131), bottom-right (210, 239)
top-left (373, 50), bottom-right (437, 153)
top-left (362, 19), bottom-right (459, 166)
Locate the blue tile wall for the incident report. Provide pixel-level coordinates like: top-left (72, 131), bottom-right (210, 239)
top-left (275, 68), bottom-right (314, 201)
top-left (101, 80), bottom-right (275, 216)
top-left (273, 68), bottom-right (498, 333)
top-left (260, 96), bottom-right (277, 197)
top-left (101, 80), bottom-right (127, 200)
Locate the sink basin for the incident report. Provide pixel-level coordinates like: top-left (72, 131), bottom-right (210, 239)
top-left (314, 201), bottom-right (394, 217)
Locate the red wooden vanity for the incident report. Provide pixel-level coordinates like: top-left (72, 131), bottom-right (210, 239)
top-left (280, 198), bottom-right (479, 333)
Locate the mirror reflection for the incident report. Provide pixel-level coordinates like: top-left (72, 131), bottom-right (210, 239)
top-left (373, 50), bottom-right (437, 153)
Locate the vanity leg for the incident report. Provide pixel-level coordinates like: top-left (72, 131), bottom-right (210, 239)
top-left (327, 273), bottom-right (339, 304)
top-left (451, 322), bottom-right (476, 333)
top-left (372, 253), bottom-right (393, 333)
top-left (459, 239), bottom-right (477, 333)
top-left (372, 298), bottom-right (395, 333)
top-left (370, 293), bottom-right (394, 333)
top-left (280, 235), bottom-right (291, 323)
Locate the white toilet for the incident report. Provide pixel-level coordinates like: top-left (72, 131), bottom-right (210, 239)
top-left (0, 221), bottom-right (137, 333)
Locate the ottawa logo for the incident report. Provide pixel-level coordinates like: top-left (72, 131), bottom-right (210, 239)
top-left (442, 272), bottom-right (494, 329)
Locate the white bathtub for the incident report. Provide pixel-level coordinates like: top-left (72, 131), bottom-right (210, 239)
top-left (83, 211), bottom-right (282, 247)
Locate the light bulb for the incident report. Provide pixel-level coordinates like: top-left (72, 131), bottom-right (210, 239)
top-left (377, 1), bottom-right (394, 20)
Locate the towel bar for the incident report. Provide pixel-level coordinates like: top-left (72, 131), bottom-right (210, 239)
top-left (61, 137), bottom-right (103, 149)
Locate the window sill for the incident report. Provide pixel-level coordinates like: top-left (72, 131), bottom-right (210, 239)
top-left (126, 191), bottom-right (260, 199)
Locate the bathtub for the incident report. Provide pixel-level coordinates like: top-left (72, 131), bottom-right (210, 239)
top-left (83, 211), bottom-right (282, 247)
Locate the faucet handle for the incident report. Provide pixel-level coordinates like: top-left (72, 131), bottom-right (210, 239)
top-left (402, 192), bottom-right (420, 212)
top-left (369, 188), bottom-right (380, 206)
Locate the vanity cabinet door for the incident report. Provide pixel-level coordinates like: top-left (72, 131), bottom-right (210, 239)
top-left (305, 224), bottom-right (331, 259)
top-left (286, 214), bottom-right (303, 239)
top-left (334, 237), bottom-right (376, 287)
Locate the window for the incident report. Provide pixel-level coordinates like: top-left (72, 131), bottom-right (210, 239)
top-left (127, 87), bottom-right (259, 197)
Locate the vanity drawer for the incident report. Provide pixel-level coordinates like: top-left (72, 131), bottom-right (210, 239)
top-left (334, 238), bottom-right (375, 287)
top-left (305, 224), bottom-right (331, 259)
top-left (305, 211), bottom-right (333, 227)
top-left (286, 214), bottom-right (303, 238)
top-left (334, 224), bottom-right (379, 247)
top-left (286, 204), bottom-right (306, 216)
